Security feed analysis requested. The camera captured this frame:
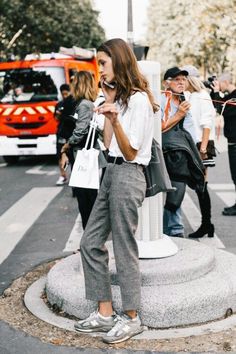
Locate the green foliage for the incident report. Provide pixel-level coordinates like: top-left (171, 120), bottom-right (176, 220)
top-left (146, 0), bottom-right (236, 77)
top-left (0, 0), bottom-right (106, 59)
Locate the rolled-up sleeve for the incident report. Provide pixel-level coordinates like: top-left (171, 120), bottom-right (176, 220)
top-left (199, 91), bottom-right (216, 129)
top-left (128, 93), bottom-right (150, 150)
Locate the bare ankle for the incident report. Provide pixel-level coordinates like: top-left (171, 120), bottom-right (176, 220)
top-left (125, 310), bottom-right (137, 319)
top-left (98, 301), bottom-right (113, 317)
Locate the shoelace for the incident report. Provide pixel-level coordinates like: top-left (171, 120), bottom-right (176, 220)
top-left (81, 310), bottom-right (98, 323)
top-left (110, 314), bottom-right (129, 333)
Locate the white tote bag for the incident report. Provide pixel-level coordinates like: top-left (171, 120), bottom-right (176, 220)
top-left (69, 116), bottom-right (100, 189)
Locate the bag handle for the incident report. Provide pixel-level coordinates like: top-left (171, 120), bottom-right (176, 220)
top-left (84, 113), bottom-right (98, 150)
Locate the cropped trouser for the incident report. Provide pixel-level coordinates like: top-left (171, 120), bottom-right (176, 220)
top-left (80, 162), bottom-right (146, 311)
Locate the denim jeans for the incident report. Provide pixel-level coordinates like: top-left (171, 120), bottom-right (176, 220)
top-left (163, 207), bottom-right (184, 236)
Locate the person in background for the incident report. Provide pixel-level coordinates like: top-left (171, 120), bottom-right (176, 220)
top-left (161, 66), bottom-right (196, 238)
top-left (182, 65), bottom-right (216, 238)
top-left (55, 84), bottom-right (76, 186)
top-left (13, 86), bottom-right (24, 98)
top-left (74, 38), bottom-right (158, 344)
top-left (60, 71), bottom-right (98, 230)
top-left (211, 73), bottom-right (236, 216)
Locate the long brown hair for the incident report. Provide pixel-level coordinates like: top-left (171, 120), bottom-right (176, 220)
top-left (71, 71), bottom-right (97, 102)
top-left (97, 38), bottom-right (158, 113)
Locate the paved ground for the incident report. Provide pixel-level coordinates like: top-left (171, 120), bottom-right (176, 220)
top-left (1, 260), bottom-right (236, 353)
top-left (1, 135), bottom-right (236, 353)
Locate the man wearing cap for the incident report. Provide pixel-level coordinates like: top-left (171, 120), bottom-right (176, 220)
top-left (161, 66), bottom-right (197, 238)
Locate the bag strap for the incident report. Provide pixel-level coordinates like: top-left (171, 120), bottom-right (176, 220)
top-left (84, 113), bottom-right (98, 150)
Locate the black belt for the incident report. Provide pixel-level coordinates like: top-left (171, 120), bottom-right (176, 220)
top-left (107, 156), bottom-right (144, 170)
top-left (107, 156), bottom-right (125, 165)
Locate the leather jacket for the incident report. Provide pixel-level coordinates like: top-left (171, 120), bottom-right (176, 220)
top-left (162, 124), bottom-right (205, 192)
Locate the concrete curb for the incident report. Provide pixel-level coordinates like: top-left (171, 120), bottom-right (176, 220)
top-left (44, 238), bottom-right (236, 328)
top-left (24, 276), bottom-right (236, 340)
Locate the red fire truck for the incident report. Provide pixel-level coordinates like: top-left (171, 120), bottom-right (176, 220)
top-left (0, 47), bottom-right (99, 163)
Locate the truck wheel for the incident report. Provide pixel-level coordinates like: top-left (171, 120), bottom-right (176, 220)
top-left (3, 156), bottom-right (19, 164)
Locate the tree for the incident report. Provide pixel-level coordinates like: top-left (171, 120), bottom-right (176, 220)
top-left (0, 0), bottom-right (106, 59)
top-left (146, 0), bottom-right (236, 77)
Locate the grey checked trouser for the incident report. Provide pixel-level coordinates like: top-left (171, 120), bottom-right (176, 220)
top-left (80, 162), bottom-right (146, 311)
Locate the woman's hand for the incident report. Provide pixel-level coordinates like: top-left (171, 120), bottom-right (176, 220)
top-left (95, 103), bottom-right (119, 126)
top-left (200, 151), bottom-right (208, 160)
top-left (60, 152), bottom-right (69, 170)
top-left (100, 80), bottom-right (117, 103)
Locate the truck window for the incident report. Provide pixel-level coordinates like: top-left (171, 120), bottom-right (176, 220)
top-left (0, 66), bottom-right (64, 103)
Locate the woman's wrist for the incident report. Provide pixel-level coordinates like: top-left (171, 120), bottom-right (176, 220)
top-left (60, 150), bottom-right (68, 158)
top-left (61, 143), bottom-right (70, 154)
top-left (111, 120), bottom-right (120, 128)
top-left (200, 147), bottom-right (207, 153)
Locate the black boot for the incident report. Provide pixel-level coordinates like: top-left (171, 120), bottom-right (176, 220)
top-left (222, 203), bottom-right (236, 215)
top-left (188, 183), bottom-right (215, 238)
top-left (188, 223), bottom-right (214, 238)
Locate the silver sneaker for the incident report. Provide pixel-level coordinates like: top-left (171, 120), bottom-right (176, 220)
top-left (74, 310), bottom-right (116, 333)
top-left (102, 313), bottom-right (144, 344)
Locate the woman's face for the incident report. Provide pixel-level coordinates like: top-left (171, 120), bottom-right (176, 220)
top-left (97, 51), bottom-right (115, 84)
top-left (185, 79), bottom-right (192, 92)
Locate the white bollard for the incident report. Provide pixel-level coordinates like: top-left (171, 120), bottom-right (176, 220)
top-left (136, 61), bottom-right (178, 258)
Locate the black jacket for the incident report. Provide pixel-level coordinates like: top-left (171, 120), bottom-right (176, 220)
top-left (56, 95), bottom-right (77, 140)
top-left (162, 125), bottom-right (205, 192)
top-left (211, 90), bottom-right (236, 143)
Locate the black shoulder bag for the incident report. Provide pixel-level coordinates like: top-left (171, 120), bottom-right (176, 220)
top-left (144, 138), bottom-right (175, 197)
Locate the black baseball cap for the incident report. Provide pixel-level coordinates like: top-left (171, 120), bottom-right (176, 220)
top-left (164, 66), bottom-right (189, 80)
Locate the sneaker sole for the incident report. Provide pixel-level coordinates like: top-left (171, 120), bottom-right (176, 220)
top-left (222, 212), bottom-right (236, 216)
top-left (74, 325), bottom-right (112, 333)
top-left (102, 326), bottom-right (144, 344)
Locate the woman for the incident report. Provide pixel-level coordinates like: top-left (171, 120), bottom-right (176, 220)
top-left (74, 38), bottom-right (158, 344)
top-left (60, 71), bottom-right (98, 230)
top-left (183, 65), bottom-right (216, 238)
top-left (55, 83), bottom-right (76, 186)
